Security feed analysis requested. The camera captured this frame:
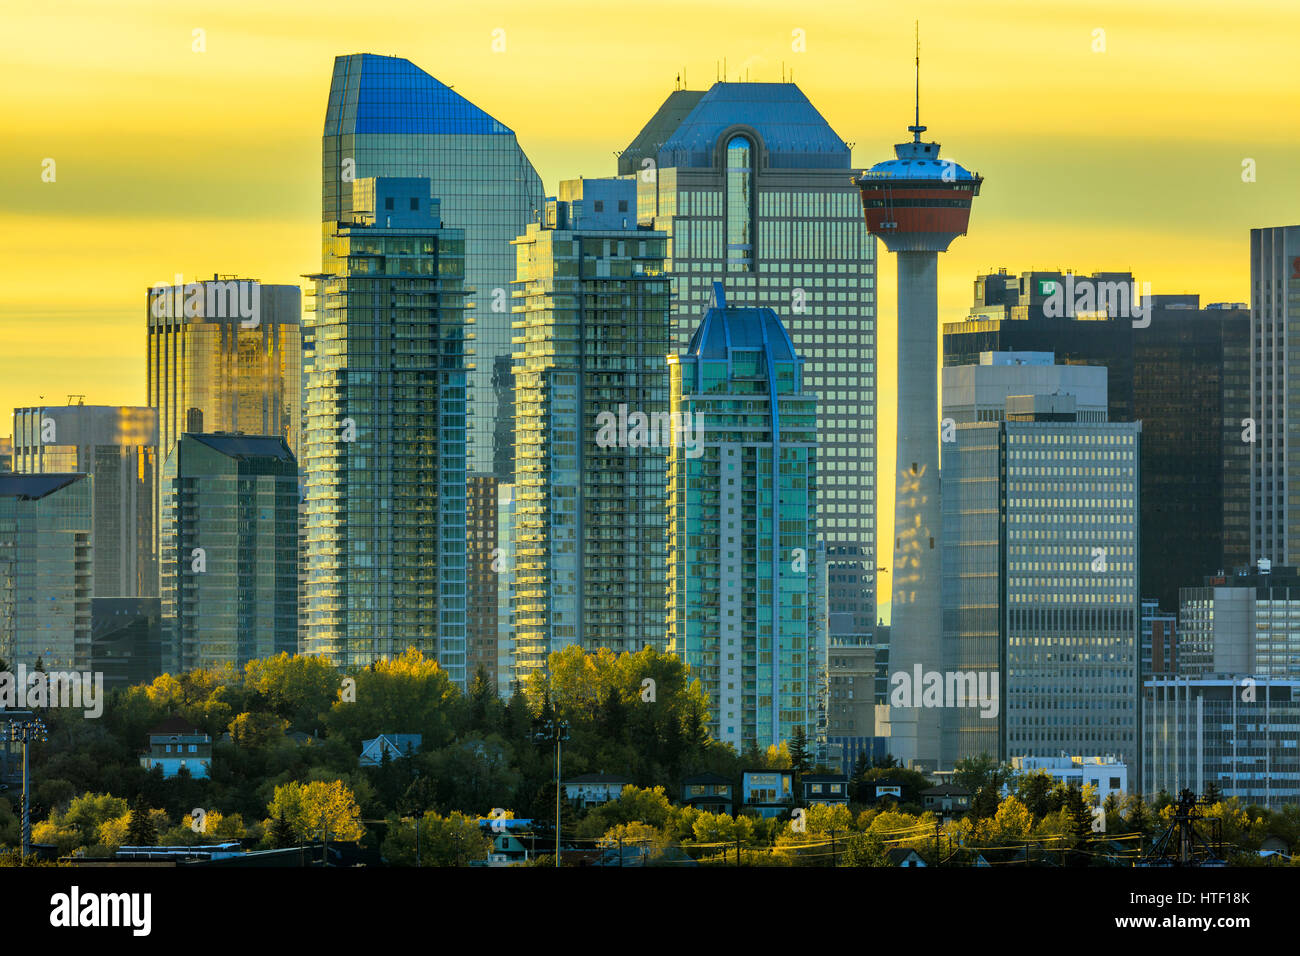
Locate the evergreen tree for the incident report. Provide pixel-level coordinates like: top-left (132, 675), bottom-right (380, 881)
top-left (1203, 781), bottom-right (1224, 804)
top-left (849, 753), bottom-right (870, 803)
top-left (788, 727), bottom-right (812, 777)
top-left (125, 796), bottom-right (158, 847)
top-left (1065, 784), bottom-right (1093, 866)
top-left (269, 812), bottom-right (295, 849)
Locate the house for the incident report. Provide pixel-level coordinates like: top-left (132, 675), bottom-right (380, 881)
top-left (564, 773), bottom-right (630, 809)
top-left (139, 716), bottom-right (212, 779)
top-left (886, 847), bottom-right (927, 867)
top-left (474, 818), bottom-right (535, 867)
top-left (682, 772), bottom-right (733, 814)
top-left (921, 784), bottom-right (971, 816)
top-left (802, 774), bottom-right (849, 807)
top-left (867, 780), bottom-right (905, 805)
top-left (358, 734), bottom-right (422, 767)
top-left (741, 770), bottom-right (794, 818)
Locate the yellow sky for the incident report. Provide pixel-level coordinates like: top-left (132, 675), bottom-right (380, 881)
top-left (3, 0), bottom-right (1298, 616)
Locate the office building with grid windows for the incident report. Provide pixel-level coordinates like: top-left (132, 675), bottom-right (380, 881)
top-left (509, 178), bottom-right (671, 678)
top-left (620, 82), bottom-right (875, 648)
top-left (303, 177), bottom-right (469, 681)
top-left (666, 283), bottom-right (823, 751)
top-left (941, 378), bottom-right (1141, 768)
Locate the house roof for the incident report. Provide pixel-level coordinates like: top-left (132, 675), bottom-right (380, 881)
top-left (683, 772), bottom-right (732, 785)
top-left (565, 773), bottom-right (630, 785)
top-left (921, 784), bottom-right (971, 797)
top-left (887, 847), bottom-right (924, 865)
top-left (147, 716), bottom-right (202, 736)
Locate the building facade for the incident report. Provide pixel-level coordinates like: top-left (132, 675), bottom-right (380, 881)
top-left (666, 283), bottom-right (822, 750)
top-left (621, 81), bottom-right (876, 647)
top-left (941, 379), bottom-right (1141, 768)
top-left (1250, 225), bottom-right (1300, 567)
top-left (466, 474), bottom-right (499, 688)
top-left (303, 177), bottom-right (468, 681)
top-left (160, 434), bottom-right (299, 672)
top-left (1177, 565), bottom-right (1300, 678)
top-left (510, 178), bottom-right (671, 677)
top-left (1143, 676), bottom-right (1300, 809)
top-left (0, 473), bottom-right (93, 669)
top-left (12, 403), bottom-right (157, 597)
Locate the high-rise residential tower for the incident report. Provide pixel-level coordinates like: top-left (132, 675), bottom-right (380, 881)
top-left (853, 79), bottom-right (982, 770)
top-left (510, 178), bottom-right (671, 678)
top-left (12, 403), bottom-right (157, 597)
top-left (1250, 225), bottom-right (1300, 566)
top-left (303, 177), bottom-right (469, 682)
top-left (159, 434), bottom-right (298, 672)
top-left (666, 283), bottom-right (823, 751)
top-left (620, 81), bottom-right (877, 648)
top-left (0, 473), bottom-right (93, 669)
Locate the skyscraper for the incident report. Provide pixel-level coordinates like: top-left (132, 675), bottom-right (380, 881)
top-left (666, 283), bottom-right (823, 751)
top-left (510, 178), bottom-right (670, 677)
top-left (620, 81), bottom-right (877, 647)
top-left (146, 276), bottom-right (301, 596)
top-left (11, 403), bottom-right (157, 597)
top-left (467, 474), bottom-right (499, 689)
top-left (303, 177), bottom-right (469, 682)
top-left (941, 381), bottom-right (1140, 769)
top-left (0, 473), bottom-right (93, 669)
top-left (947, 280), bottom-right (1249, 609)
top-left (1249, 225), bottom-right (1300, 566)
top-left (322, 53), bottom-right (545, 479)
top-left (1132, 295), bottom-right (1250, 608)
top-left (160, 433), bottom-right (298, 672)
top-left (854, 77), bottom-right (982, 770)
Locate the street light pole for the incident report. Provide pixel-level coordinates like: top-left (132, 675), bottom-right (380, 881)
top-left (7, 718), bottom-right (47, 862)
top-left (533, 717), bottom-right (569, 868)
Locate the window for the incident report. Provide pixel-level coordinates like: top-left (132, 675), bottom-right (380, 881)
top-left (385, 197), bottom-right (394, 211)
top-left (594, 200), bottom-right (604, 212)
top-left (618, 199), bottom-right (629, 212)
top-left (410, 197), bottom-right (419, 211)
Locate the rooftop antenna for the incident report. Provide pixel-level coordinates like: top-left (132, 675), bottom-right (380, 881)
top-left (909, 21), bottom-right (926, 142)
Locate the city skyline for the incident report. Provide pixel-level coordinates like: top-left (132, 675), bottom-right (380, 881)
top-left (6, 2), bottom-right (1298, 622)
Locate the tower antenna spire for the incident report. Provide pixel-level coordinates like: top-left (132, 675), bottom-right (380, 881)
top-left (909, 21), bottom-right (925, 142)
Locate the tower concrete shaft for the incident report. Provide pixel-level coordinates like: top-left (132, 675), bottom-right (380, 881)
top-left (889, 251), bottom-right (942, 767)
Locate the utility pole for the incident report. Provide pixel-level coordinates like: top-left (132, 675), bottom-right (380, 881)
top-left (533, 717), bottom-right (569, 867)
top-left (830, 829), bottom-right (838, 866)
top-left (7, 718), bottom-right (47, 862)
top-left (414, 808), bottom-right (424, 866)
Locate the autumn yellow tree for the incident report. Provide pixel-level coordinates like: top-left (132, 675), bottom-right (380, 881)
top-left (266, 780), bottom-right (364, 844)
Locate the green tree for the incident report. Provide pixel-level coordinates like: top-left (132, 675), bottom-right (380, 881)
top-left (125, 796), bottom-right (158, 846)
top-left (266, 780), bottom-right (365, 844)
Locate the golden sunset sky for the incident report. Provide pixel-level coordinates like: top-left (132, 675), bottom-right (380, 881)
top-left (3, 0), bottom-right (1298, 615)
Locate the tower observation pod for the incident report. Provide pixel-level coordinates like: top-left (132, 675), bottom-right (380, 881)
top-left (853, 58), bottom-right (982, 771)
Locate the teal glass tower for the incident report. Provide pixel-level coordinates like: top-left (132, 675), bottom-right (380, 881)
top-left (667, 283), bottom-right (824, 751)
top-left (322, 53), bottom-right (544, 481)
top-left (304, 177), bottom-right (469, 683)
top-left (160, 434), bottom-right (299, 672)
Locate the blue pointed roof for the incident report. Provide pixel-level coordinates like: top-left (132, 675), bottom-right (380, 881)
top-left (685, 282), bottom-right (798, 362)
top-left (327, 54), bottom-right (514, 137)
top-left (658, 82), bottom-right (850, 170)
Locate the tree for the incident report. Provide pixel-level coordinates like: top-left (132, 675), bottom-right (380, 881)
top-left (268, 812), bottom-right (295, 849)
top-left (381, 810), bottom-right (491, 866)
top-left (1203, 781), bottom-right (1224, 804)
top-left (266, 780), bottom-right (365, 845)
top-left (125, 796), bottom-right (158, 846)
top-left (788, 727), bottom-right (812, 779)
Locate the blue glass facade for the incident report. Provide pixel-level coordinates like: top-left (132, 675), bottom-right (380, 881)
top-left (322, 54), bottom-right (544, 480)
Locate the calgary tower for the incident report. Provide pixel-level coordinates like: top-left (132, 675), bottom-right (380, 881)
top-left (854, 39), bottom-right (982, 770)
